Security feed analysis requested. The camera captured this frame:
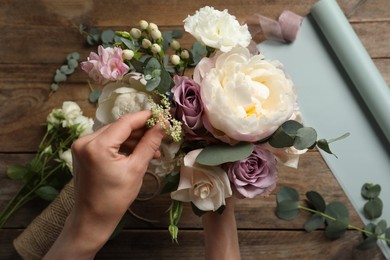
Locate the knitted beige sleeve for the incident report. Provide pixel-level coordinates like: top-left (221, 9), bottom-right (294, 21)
top-left (13, 180), bottom-right (74, 260)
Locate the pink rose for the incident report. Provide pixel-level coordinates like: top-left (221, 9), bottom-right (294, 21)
top-left (172, 75), bottom-right (205, 136)
top-left (81, 45), bottom-right (129, 84)
top-left (225, 145), bottom-right (277, 198)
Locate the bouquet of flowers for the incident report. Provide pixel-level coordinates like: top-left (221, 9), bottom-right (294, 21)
top-left (81, 6), bottom-right (340, 241)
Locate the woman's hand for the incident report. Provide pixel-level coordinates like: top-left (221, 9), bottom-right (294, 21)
top-left (44, 110), bottom-right (165, 259)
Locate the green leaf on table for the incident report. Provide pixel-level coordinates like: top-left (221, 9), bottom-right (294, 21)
top-left (361, 183), bottom-right (381, 200)
top-left (363, 198), bottom-right (383, 220)
top-left (276, 186), bottom-right (299, 203)
top-left (276, 200), bottom-right (299, 220)
top-left (35, 186), bottom-right (59, 201)
top-left (268, 120), bottom-right (303, 148)
top-left (67, 58), bottom-right (79, 69)
top-left (306, 190), bottom-right (326, 212)
top-left (6, 165), bottom-right (29, 180)
top-left (87, 29), bottom-right (101, 45)
top-left (304, 214), bottom-right (324, 232)
top-left (89, 89), bottom-right (101, 103)
top-left (293, 127), bottom-right (317, 150)
top-left (375, 219), bottom-right (387, 235)
top-left (356, 235), bottom-right (378, 250)
top-left (195, 142), bottom-right (254, 166)
top-left (50, 83), bottom-right (59, 92)
top-left (325, 219), bottom-right (348, 239)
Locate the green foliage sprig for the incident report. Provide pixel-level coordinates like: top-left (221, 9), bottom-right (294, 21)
top-left (275, 185), bottom-right (390, 250)
top-left (51, 52), bottom-right (80, 93)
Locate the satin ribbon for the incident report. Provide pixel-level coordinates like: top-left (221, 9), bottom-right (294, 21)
top-left (245, 10), bottom-right (303, 43)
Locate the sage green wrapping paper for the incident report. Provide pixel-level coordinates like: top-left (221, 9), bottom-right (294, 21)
top-left (311, 0), bottom-right (390, 144)
top-left (259, 0), bottom-right (390, 257)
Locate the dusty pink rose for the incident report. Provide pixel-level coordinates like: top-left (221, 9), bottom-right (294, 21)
top-left (81, 45), bottom-right (129, 84)
top-left (171, 75), bottom-right (205, 136)
top-left (225, 145), bottom-right (277, 198)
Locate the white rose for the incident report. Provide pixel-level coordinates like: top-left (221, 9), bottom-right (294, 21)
top-left (147, 140), bottom-right (182, 177)
top-left (62, 101), bottom-right (83, 127)
top-left (184, 6), bottom-right (251, 52)
top-left (170, 149), bottom-right (232, 211)
top-left (197, 47), bottom-right (297, 143)
top-left (95, 73), bottom-right (153, 126)
top-left (59, 149), bottom-right (73, 174)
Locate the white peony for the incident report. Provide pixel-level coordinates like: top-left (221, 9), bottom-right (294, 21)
top-left (170, 149), bottom-right (232, 211)
top-left (95, 73), bottom-right (153, 126)
top-left (184, 6), bottom-right (251, 52)
top-left (196, 47), bottom-right (297, 143)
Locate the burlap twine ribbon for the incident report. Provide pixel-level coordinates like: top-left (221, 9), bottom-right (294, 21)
top-left (13, 180), bottom-right (75, 260)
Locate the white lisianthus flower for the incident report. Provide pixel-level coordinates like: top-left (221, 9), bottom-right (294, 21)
top-left (59, 149), bottom-right (73, 174)
top-left (73, 115), bottom-right (94, 137)
top-left (62, 101), bottom-right (83, 128)
top-left (95, 73), bottom-right (153, 126)
top-left (170, 149), bottom-right (232, 211)
top-left (46, 108), bottom-right (64, 126)
top-left (184, 6), bottom-right (251, 52)
top-left (147, 140), bottom-right (183, 177)
top-left (196, 47), bottom-right (297, 143)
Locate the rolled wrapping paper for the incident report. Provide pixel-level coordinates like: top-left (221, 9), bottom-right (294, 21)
top-left (13, 180), bottom-right (75, 260)
top-left (311, 0), bottom-right (390, 143)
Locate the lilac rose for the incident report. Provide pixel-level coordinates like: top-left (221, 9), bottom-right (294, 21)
top-left (225, 145), bottom-right (277, 198)
top-left (171, 75), bottom-right (205, 135)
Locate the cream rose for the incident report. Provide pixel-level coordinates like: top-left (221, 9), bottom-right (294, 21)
top-left (62, 101), bottom-right (83, 128)
top-left (95, 73), bottom-right (153, 126)
top-left (196, 47), bottom-right (297, 143)
top-left (184, 6), bottom-right (251, 52)
top-left (170, 149), bottom-right (232, 211)
top-left (59, 149), bottom-right (73, 174)
top-left (147, 140), bottom-right (182, 177)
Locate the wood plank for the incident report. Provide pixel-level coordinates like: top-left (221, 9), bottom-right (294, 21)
top-left (0, 229), bottom-right (385, 260)
top-left (348, 0), bottom-right (390, 22)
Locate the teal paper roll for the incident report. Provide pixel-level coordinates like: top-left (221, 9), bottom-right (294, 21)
top-left (311, 0), bottom-right (390, 143)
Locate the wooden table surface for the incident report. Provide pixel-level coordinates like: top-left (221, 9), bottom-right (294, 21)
top-left (0, 0), bottom-right (389, 259)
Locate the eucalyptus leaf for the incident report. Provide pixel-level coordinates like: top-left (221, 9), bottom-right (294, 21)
top-left (293, 127), bottom-right (317, 150)
top-left (67, 58), bottom-right (79, 69)
top-left (130, 59), bottom-right (144, 73)
top-left (375, 219), bottom-right (387, 235)
top-left (60, 65), bottom-right (74, 75)
top-left (364, 222), bottom-right (376, 233)
top-left (276, 200), bottom-right (299, 220)
top-left (67, 52), bottom-right (80, 61)
top-left (356, 236), bottom-right (378, 250)
top-left (316, 139), bottom-right (334, 155)
top-left (325, 201), bottom-right (349, 222)
top-left (35, 186), bottom-right (59, 201)
top-left (162, 31), bottom-right (173, 51)
top-left (191, 42), bottom-right (208, 66)
top-left (363, 198), bottom-right (383, 220)
top-left (325, 220), bottom-right (348, 239)
top-left (145, 75), bottom-right (161, 91)
top-left (306, 191), bottom-right (326, 212)
top-left (50, 83), bottom-right (59, 92)
top-left (195, 142), bottom-right (254, 166)
top-left (361, 183), bottom-right (381, 200)
top-left (276, 186), bottom-right (299, 203)
top-left (119, 37), bottom-right (135, 49)
top-left (101, 29), bottom-right (115, 43)
top-left (157, 66), bottom-right (173, 94)
top-left (87, 30), bottom-right (100, 45)
top-left (7, 165), bottom-right (29, 180)
top-left (268, 120), bottom-right (303, 148)
top-left (172, 29), bottom-right (183, 39)
top-left (304, 214), bottom-right (324, 232)
top-left (89, 89), bottom-right (101, 103)
top-left (54, 70), bottom-right (67, 83)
